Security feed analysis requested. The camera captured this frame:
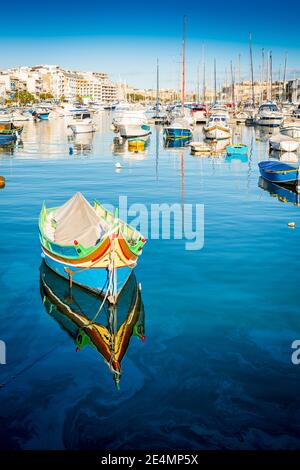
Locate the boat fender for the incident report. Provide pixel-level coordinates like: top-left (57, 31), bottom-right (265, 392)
top-left (288, 222), bottom-right (296, 228)
top-left (0, 176), bottom-right (5, 188)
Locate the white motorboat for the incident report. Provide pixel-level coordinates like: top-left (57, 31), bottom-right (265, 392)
top-left (269, 133), bottom-right (299, 152)
top-left (191, 105), bottom-right (207, 124)
top-left (254, 102), bottom-right (283, 127)
top-left (67, 111), bottom-right (96, 134)
top-left (112, 108), bottom-right (151, 138)
top-left (203, 115), bottom-right (232, 140)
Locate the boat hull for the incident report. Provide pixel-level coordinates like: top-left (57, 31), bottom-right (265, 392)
top-left (119, 124), bottom-right (151, 138)
top-left (0, 133), bottom-right (17, 143)
top-left (258, 161), bottom-right (300, 187)
top-left (204, 126), bottom-right (232, 140)
top-left (164, 128), bottom-right (192, 140)
top-left (43, 252), bottom-right (132, 298)
top-left (255, 117), bottom-right (283, 127)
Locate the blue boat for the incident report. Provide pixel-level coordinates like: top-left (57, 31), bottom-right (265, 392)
top-left (258, 177), bottom-right (300, 206)
top-left (226, 144), bottom-right (248, 156)
top-left (164, 118), bottom-right (193, 140)
top-left (0, 133), bottom-right (17, 144)
top-left (258, 161), bottom-right (300, 188)
top-left (33, 109), bottom-right (49, 120)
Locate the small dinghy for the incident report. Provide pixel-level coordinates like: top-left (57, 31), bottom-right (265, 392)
top-left (258, 161), bottom-right (300, 190)
top-left (269, 134), bottom-right (299, 152)
top-left (190, 141), bottom-right (211, 155)
top-left (226, 144), bottom-right (248, 156)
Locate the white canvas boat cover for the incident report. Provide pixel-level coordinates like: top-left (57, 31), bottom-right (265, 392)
top-left (50, 192), bottom-right (109, 247)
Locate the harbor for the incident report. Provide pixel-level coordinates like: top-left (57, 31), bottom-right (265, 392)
top-left (1, 6), bottom-right (300, 457)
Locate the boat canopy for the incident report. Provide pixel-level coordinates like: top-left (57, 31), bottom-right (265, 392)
top-left (259, 103), bottom-right (279, 112)
top-left (44, 192), bottom-right (109, 247)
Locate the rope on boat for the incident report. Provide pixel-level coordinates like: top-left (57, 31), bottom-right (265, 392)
top-left (84, 222), bottom-right (118, 326)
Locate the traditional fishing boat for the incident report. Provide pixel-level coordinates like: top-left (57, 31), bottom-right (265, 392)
top-left (0, 122), bottom-right (23, 144)
top-left (40, 261), bottom-right (145, 387)
top-left (226, 144), bottom-right (248, 156)
top-left (258, 161), bottom-right (300, 190)
top-left (203, 115), bottom-right (232, 140)
top-left (39, 192), bottom-right (146, 304)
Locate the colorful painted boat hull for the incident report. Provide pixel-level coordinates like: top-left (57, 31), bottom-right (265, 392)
top-left (43, 252), bottom-right (132, 297)
top-left (0, 133), bottom-right (17, 144)
top-left (258, 161), bottom-right (300, 186)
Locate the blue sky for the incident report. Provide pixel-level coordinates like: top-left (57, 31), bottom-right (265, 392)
top-left (2, 0), bottom-right (300, 90)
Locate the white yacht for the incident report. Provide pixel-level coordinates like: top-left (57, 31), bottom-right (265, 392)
top-left (254, 102), bottom-right (283, 127)
top-left (112, 107), bottom-right (151, 138)
top-left (203, 114), bottom-right (232, 140)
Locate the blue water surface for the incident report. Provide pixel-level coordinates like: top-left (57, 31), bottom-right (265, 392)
top-left (0, 116), bottom-right (300, 450)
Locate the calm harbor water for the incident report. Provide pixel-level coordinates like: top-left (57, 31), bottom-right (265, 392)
top-left (0, 114), bottom-right (300, 450)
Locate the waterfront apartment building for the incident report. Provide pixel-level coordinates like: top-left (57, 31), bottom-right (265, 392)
top-left (0, 65), bottom-right (118, 103)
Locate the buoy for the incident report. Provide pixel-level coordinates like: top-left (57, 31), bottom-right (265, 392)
top-left (0, 176), bottom-right (5, 188)
top-left (115, 162), bottom-right (122, 169)
top-left (288, 222), bottom-right (296, 228)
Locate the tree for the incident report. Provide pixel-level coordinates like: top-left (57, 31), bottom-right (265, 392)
top-left (39, 92), bottom-right (54, 100)
top-left (60, 95), bottom-right (66, 102)
top-left (76, 95), bottom-right (83, 104)
top-left (12, 90), bottom-right (36, 105)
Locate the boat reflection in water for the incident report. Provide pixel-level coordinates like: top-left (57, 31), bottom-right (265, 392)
top-left (68, 133), bottom-right (94, 156)
top-left (269, 149), bottom-right (299, 163)
top-left (225, 153), bottom-right (248, 163)
top-left (40, 261), bottom-right (145, 387)
top-left (258, 176), bottom-right (300, 206)
top-left (111, 136), bottom-right (150, 160)
top-left (163, 136), bottom-right (191, 149)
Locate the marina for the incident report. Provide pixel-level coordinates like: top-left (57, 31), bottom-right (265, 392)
top-left (1, 3), bottom-right (300, 458)
top-left (1, 110), bottom-right (300, 450)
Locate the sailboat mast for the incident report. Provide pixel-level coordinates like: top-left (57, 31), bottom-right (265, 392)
top-left (266, 52), bottom-right (269, 100)
top-left (181, 15), bottom-right (186, 113)
top-left (230, 61), bottom-right (235, 108)
top-left (282, 52), bottom-right (287, 102)
top-left (197, 63), bottom-right (200, 104)
top-left (214, 58), bottom-right (217, 104)
top-left (270, 51), bottom-right (273, 101)
top-left (238, 53), bottom-right (241, 106)
top-left (203, 61), bottom-right (206, 103)
top-left (249, 32), bottom-right (255, 107)
top-left (156, 58), bottom-right (159, 115)
top-left (261, 48), bottom-right (264, 103)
